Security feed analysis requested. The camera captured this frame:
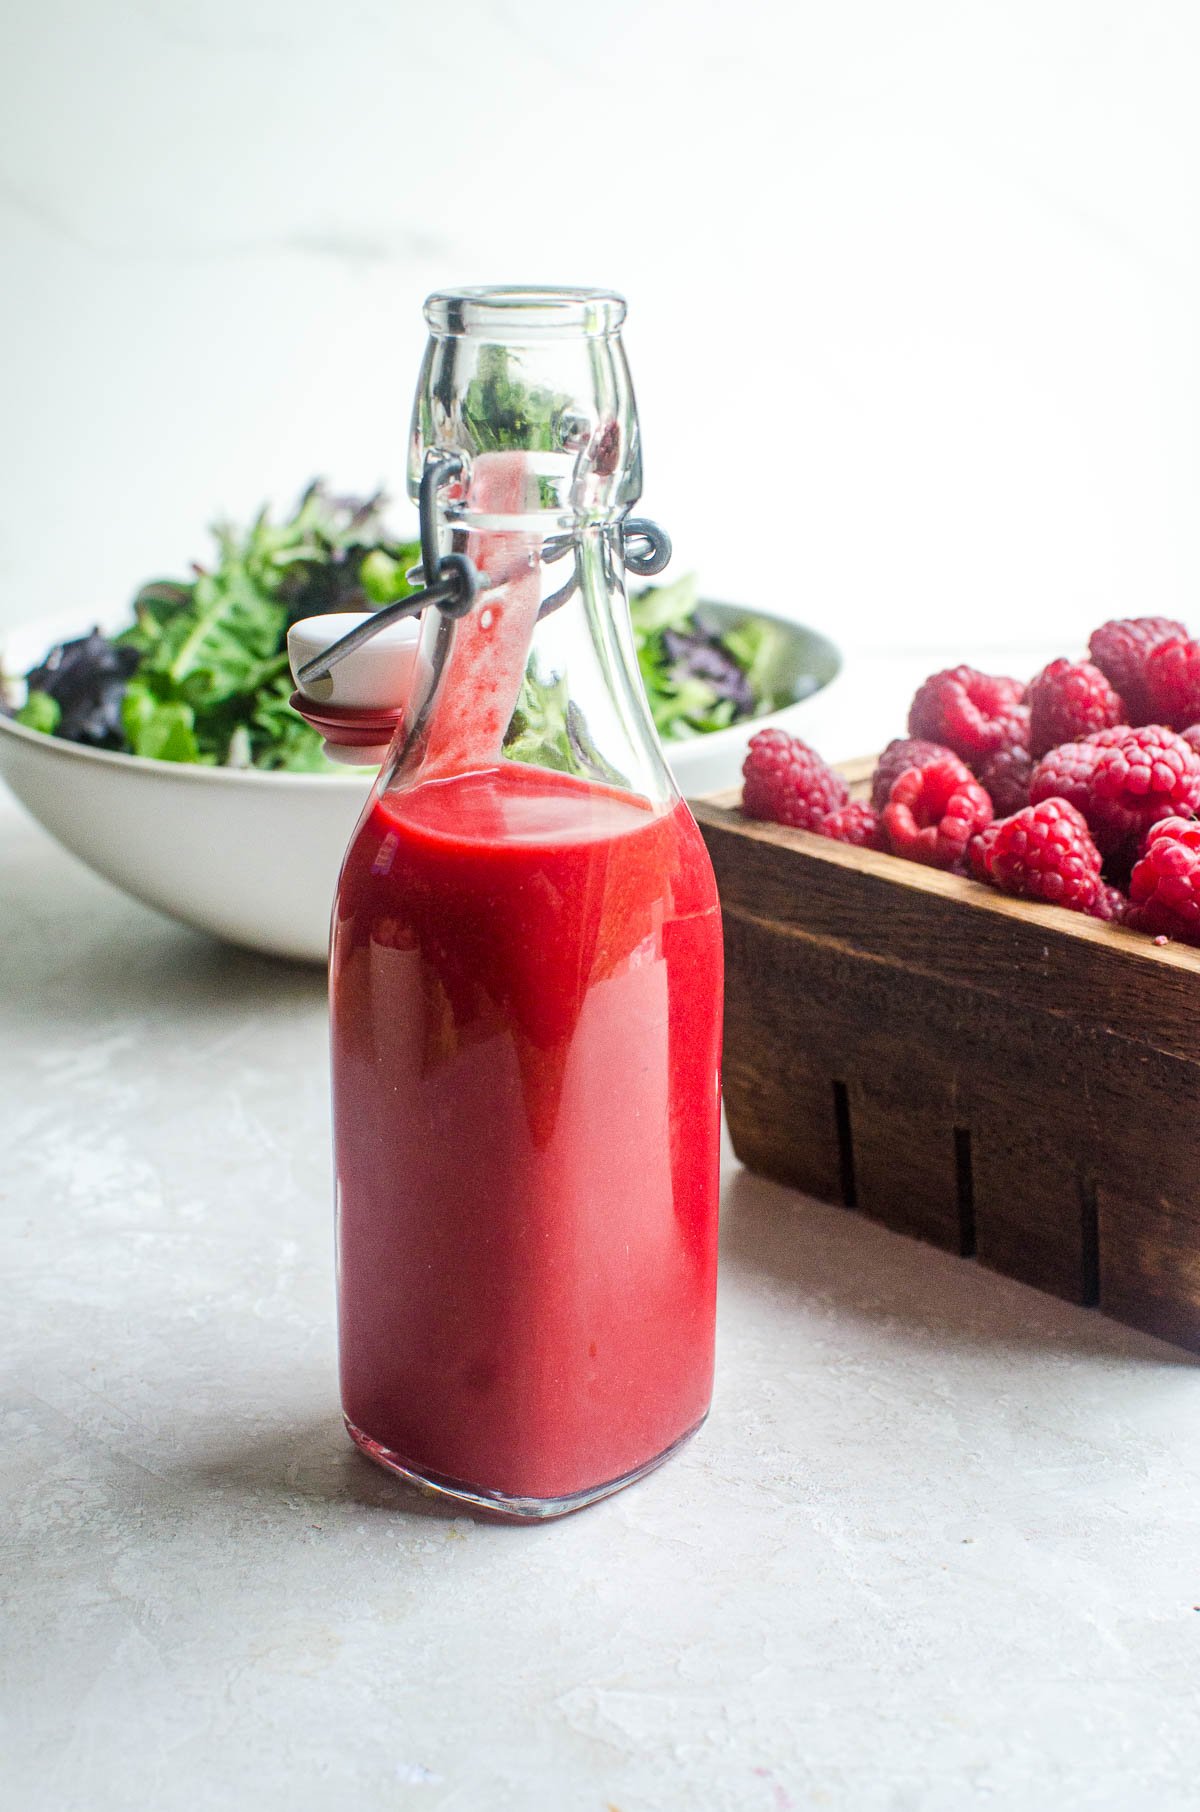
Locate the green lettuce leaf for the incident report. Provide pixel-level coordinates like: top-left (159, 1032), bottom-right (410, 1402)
top-left (98, 485), bottom-right (421, 767)
top-left (121, 679), bottom-right (205, 763)
top-left (16, 690), bottom-right (61, 734)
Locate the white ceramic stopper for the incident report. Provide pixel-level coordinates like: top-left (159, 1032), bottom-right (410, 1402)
top-left (287, 612), bottom-right (421, 710)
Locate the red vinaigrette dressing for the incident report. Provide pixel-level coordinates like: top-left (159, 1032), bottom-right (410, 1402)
top-left (331, 453), bottom-right (723, 1511)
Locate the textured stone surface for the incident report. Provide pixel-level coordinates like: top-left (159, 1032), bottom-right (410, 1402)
top-left (4, 791), bottom-right (1200, 1811)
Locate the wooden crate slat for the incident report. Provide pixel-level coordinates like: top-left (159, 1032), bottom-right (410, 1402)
top-left (1098, 1186), bottom-right (1200, 1348)
top-left (845, 1069), bottom-right (965, 1254)
top-left (722, 913), bottom-right (847, 1203)
top-left (967, 1078), bottom-right (1098, 1305)
top-left (1090, 1047), bottom-right (1200, 1345)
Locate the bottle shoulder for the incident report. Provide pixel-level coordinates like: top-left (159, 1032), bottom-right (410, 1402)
top-left (334, 772), bottom-right (720, 924)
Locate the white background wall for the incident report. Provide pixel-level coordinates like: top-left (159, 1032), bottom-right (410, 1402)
top-left (3, 0), bottom-right (1200, 680)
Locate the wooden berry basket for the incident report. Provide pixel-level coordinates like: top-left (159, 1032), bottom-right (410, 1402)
top-left (694, 757), bottom-right (1200, 1353)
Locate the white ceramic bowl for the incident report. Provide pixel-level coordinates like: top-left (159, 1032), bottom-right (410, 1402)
top-left (0, 604), bottom-right (841, 963)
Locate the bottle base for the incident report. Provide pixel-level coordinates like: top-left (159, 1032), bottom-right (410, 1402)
top-left (344, 1412), bottom-right (708, 1522)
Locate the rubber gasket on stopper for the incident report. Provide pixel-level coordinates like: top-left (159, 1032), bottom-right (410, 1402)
top-left (288, 692), bottom-right (405, 748)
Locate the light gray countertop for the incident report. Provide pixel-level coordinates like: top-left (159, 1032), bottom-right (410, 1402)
top-left (3, 791), bottom-right (1200, 1812)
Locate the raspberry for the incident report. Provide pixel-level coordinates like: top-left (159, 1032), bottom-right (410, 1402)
top-left (907, 666), bottom-right (1029, 763)
top-left (1027, 658), bottom-right (1126, 757)
top-left (1089, 617), bottom-right (1187, 723)
top-left (741, 728), bottom-right (848, 830)
top-left (818, 801), bottom-right (885, 850)
top-left (1127, 817), bottom-right (1200, 944)
top-left (1028, 726), bottom-right (1196, 859)
top-left (882, 756), bottom-right (993, 869)
top-left (1086, 883), bottom-right (1128, 924)
top-left (1029, 736), bottom-right (1108, 834)
top-left (974, 744), bottom-right (1033, 816)
top-left (1182, 725), bottom-right (1200, 757)
top-left (967, 822), bottom-right (999, 882)
top-left (870, 737), bottom-right (955, 811)
top-left (1144, 637), bottom-right (1200, 732)
top-left (970, 798), bottom-right (1102, 912)
top-left (1090, 724), bottom-right (1200, 843)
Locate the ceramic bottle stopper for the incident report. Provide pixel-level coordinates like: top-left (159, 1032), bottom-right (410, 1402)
top-left (286, 613), bottom-right (421, 765)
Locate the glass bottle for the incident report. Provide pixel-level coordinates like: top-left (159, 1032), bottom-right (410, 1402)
top-left (330, 287), bottom-right (723, 1519)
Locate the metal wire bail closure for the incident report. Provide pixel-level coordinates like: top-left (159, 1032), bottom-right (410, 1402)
top-left (538, 516), bottom-right (673, 616)
top-left (296, 452), bottom-right (672, 689)
top-left (621, 518), bottom-right (672, 577)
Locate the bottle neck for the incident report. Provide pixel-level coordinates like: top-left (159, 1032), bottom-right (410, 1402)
top-left (380, 516), bottom-right (676, 808)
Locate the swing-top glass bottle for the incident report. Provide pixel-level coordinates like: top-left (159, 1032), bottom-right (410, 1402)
top-left (329, 286), bottom-right (724, 1518)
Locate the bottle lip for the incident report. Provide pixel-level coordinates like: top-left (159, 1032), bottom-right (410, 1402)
top-left (423, 286), bottom-right (627, 339)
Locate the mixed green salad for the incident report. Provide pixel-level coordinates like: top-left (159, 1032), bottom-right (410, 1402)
top-left (2, 484), bottom-right (795, 772)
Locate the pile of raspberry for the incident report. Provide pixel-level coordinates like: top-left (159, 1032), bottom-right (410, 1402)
top-left (740, 616), bottom-right (1200, 946)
